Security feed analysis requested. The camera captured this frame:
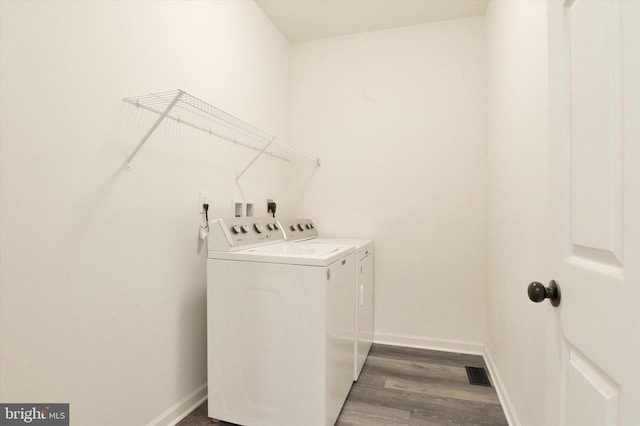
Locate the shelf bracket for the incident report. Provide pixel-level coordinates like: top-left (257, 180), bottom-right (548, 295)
top-left (235, 136), bottom-right (277, 182)
top-left (125, 90), bottom-right (184, 170)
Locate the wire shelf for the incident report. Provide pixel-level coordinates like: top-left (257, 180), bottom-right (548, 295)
top-left (122, 90), bottom-right (319, 177)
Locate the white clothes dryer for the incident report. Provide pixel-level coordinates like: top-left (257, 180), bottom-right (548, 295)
top-left (207, 217), bottom-right (355, 426)
top-left (278, 218), bottom-right (374, 381)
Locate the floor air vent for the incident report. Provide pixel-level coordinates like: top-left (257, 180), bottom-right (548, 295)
top-left (465, 366), bottom-right (491, 387)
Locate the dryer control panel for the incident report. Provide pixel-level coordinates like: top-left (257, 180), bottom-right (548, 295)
top-left (278, 218), bottom-right (319, 241)
top-left (208, 217), bottom-right (283, 251)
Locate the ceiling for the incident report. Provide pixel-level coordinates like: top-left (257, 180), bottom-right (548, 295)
top-left (255, 0), bottom-right (489, 43)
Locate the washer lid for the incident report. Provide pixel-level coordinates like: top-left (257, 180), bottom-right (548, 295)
top-left (301, 237), bottom-right (373, 253)
top-left (209, 241), bottom-right (354, 266)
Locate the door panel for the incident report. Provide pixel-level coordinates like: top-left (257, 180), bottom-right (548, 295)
top-left (568, 0), bottom-right (623, 269)
top-left (565, 345), bottom-right (620, 426)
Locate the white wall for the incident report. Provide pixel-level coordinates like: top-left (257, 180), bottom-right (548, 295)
top-left (485, 1), bottom-right (549, 425)
top-left (289, 17), bottom-right (487, 351)
top-left (1, 1), bottom-right (553, 424)
top-left (0, 1), bottom-right (295, 424)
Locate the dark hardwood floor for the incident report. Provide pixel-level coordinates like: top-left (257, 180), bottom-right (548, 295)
top-left (178, 344), bottom-right (509, 426)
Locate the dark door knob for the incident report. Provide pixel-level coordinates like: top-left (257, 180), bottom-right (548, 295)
top-left (527, 280), bottom-right (561, 307)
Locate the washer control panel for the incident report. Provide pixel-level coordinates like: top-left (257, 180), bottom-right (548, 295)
top-left (277, 218), bottom-right (318, 241)
top-left (209, 217), bottom-right (283, 251)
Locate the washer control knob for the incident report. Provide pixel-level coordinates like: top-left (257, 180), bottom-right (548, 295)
top-left (267, 223), bottom-right (274, 231)
top-left (290, 225), bottom-right (296, 231)
top-left (306, 223), bottom-right (312, 229)
top-left (254, 224), bottom-right (264, 233)
top-left (297, 224), bottom-right (305, 231)
top-left (231, 225), bottom-right (241, 234)
top-left (273, 223), bottom-right (280, 230)
top-left (309, 223), bottom-right (314, 229)
top-left (240, 225), bottom-right (250, 233)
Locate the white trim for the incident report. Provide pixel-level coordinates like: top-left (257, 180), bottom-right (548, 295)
top-left (373, 333), bottom-right (519, 426)
top-left (482, 347), bottom-right (520, 426)
top-left (145, 382), bottom-right (208, 426)
top-left (373, 332), bottom-right (484, 355)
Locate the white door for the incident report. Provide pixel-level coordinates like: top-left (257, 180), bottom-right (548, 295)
top-left (355, 250), bottom-right (374, 380)
top-left (546, 0), bottom-right (640, 425)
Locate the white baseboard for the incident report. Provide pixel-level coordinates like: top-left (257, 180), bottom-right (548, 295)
top-left (146, 382), bottom-right (208, 426)
top-left (374, 332), bottom-right (485, 355)
top-left (374, 333), bottom-right (518, 426)
top-left (482, 348), bottom-right (519, 426)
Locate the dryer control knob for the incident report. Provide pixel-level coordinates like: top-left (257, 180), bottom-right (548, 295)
top-left (267, 223), bottom-right (274, 231)
top-left (254, 224), bottom-right (264, 233)
top-left (297, 224), bottom-right (305, 231)
top-left (290, 225), bottom-right (296, 231)
top-left (231, 225), bottom-right (241, 234)
top-left (240, 225), bottom-right (250, 233)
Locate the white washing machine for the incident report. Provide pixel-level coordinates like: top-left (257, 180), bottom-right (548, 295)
top-left (278, 218), bottom-right (374, 381)
top-left (206, 217), bottom-right (355, 426)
